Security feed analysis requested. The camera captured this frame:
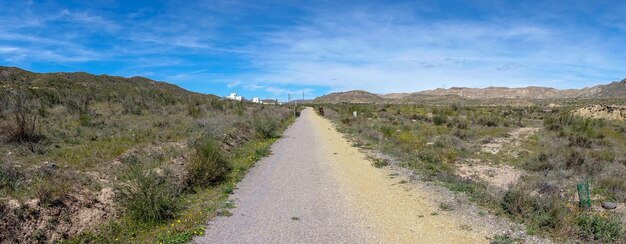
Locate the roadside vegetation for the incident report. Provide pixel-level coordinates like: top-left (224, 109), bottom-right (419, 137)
top-left (0, 67), bottom-right (293, 243)
top-left (319, 101), bottom-right (625, 242)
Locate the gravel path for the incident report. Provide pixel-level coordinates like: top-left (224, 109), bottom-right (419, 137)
top-left (194, 108), bottom-right (490, 243)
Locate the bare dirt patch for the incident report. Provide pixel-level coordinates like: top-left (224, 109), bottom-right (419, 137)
top-left (457, 160), bottom-right (523, 189)
top-left (481, 127), bottom-right (539, 154)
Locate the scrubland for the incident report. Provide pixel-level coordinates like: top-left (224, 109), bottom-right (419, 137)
top-left (320, 102), bottom-right (625, 242)
top-left (0, 67), bottom-right (292, 243)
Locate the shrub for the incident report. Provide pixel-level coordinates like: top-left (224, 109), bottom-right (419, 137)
top-left (489, 234), bottom-right (520, 244)
top-left (253, 114), bottom-right (280, 139)
top-left (456, 119), bottom-right (468, 130)
top-left (371, 158), bottom-right (389, 168)
top-left (568, 134), bottom-right (591, 148)
top-left (576, 213), bottom-right (623, 242)
top-left (379, 125), bottom-right (395, 139)
top-left (501, 187), bottom-right (534, 217)
top-left (2, 91), bottom-right (43, 143)
top-left (589, 149), bottom-right (615, 164)
top-left (0, 161), bottom-right (22, 191)
top-left (187, 137), bottom-right (230, 188)
top-left (565, 150), bottom-right (585, 169)
top-left (433, 114), bottom-right (446, 126)
top-left (477, 115), bottom-right (498, 127)
top-left (524, 152), bottom-right (553, 171)
top-left (531, 195), bottom-right (570, 233)
top-left (187, 104), bottom-right (202, 118)
top-left (118, 164), bottom-right (177, 223)
top-left (35, 179), bottom-right (70, 207)
top-left (598, 173), bottom-right (626, 201)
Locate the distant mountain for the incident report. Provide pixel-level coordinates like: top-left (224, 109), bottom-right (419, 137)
top-left (314, 90), bottom-right (386, 103)
top-left (578, 79), bottom-right (626, 98)
top-left (379, 93), bottom-right (412, 99)
top-left (314, 78), bottom-right (626, 104)
top-left (413, 79), bottom-right (626, 100)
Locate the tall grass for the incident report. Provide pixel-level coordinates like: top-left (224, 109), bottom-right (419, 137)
top-left (117, 163), bottom-right (178, 223)
top-left (187, 136), bottom-right (230, 188)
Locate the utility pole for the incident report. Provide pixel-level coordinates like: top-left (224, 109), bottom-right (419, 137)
top-left (288, 93), bottom-right (296, 117)
top-left (461, 89), bottom-right (464, 107)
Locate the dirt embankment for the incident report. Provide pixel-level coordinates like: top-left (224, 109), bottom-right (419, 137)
top-left (574, 105), bottom-right (626, 121)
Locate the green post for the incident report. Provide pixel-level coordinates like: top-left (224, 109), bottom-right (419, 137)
top-left (577, 181), bottom-right (591, 209)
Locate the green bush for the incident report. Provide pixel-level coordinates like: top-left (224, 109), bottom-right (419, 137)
top-left (598, 173), bottom-right (626, 201)
top-left (530, 195), bottom-right (570, 233)
top-left (35, 179), bottom-right (71, 207)
top-left (477, 115), bottom-right (498, 127)
top-left (253, 114), bottom-right (280, 139)
top-left (433, 114), bottom-right (446, 125)
top-left (187, 137), bottom-right (230, 188)
top-left (379, 125), bottom-right (395, 138)
top-left (576, 213), bottom-right (623, 242)
top-left (501, 187), bottom-right (534, 217)
top-left (0, 161), bottom-right (22, 191)
top-left (568, 134), bottom-right (591, 148)
top-left (118, 164), bottom-right (177, 223)
top-left (524, 152), bottom-right (553, 171)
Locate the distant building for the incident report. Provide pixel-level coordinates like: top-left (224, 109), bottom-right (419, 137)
top-left (252, 97), bottom-right (261, 103)
top-left (261, 99), bottom-right (279, 105)
top-left (225, 92), bottom-right (243, 101)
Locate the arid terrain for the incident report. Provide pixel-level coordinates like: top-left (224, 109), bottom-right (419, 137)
top-left (1, 67), bottom-right (625, 243)
top-left (314, 99), bottom-right (626, 242)
top-left (196, 108), bottom-right (549, 243)
top-left (0, 67), bottom-right (293, 243)
top-left (315, 78), bottom-right (626, 105)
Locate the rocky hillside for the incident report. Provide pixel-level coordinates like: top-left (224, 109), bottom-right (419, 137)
top-left (315, 78), bottom-right (626, 104)
top-left (574, 105), bottom-right (626, 120)
top-left (416, 79), bottom-right (626, 99)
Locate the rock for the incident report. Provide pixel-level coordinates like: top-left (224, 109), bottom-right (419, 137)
top-left (44, 161), bottom-right (57, 169)
top-left (602, 201), bottom-right (617, 209)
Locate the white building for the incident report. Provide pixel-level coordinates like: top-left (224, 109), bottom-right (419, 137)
top-left (252, 97), bottom-right (261, 103)
top-left (225, 92), bottom-right (243, 101)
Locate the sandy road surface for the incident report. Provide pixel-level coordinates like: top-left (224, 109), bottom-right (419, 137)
top-left (194, 108), bottom-right (489, 243)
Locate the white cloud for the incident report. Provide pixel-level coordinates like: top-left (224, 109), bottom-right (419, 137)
top-left (229, 7), bottom-right (626, 93)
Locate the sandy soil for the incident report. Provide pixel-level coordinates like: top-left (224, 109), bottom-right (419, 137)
top-left (457, 161), bottom-right (522, 189)
top-left (310, 109), bottom-right (491, 243)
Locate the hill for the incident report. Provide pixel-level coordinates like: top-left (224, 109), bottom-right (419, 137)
top-left (314, 90), bottom-right (386, 103)
top-left (0, 67), bottom-right (291, 243)
top-left (315, 78), bottom-right (626, 104)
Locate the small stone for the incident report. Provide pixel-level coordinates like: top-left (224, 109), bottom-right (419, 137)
top-left (602, 202), bottom-right (617, 209)
top-left (43, 161), bottom-right (57, 169)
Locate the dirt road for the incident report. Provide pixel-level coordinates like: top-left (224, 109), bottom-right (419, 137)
top-left (194, 107), bottom-right (490, 243)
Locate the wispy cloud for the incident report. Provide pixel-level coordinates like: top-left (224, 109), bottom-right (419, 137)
top-left (1, 0), bottom-right (625, 99)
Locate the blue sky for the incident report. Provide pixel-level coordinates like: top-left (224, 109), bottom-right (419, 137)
top-left (1, 0), bottom-right (626, 100)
